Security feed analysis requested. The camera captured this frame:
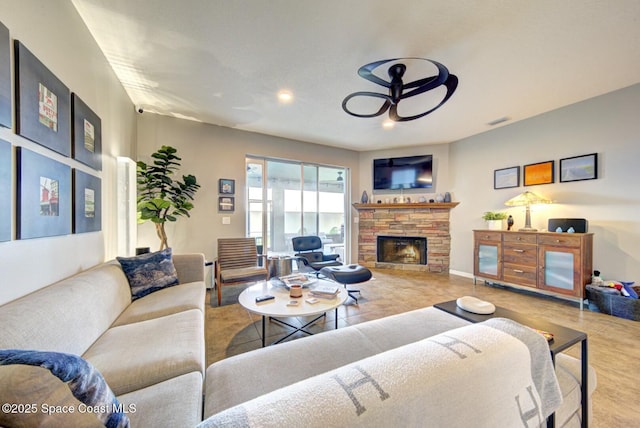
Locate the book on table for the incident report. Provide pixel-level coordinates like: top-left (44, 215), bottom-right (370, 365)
top-left (310, 284), bottom-right (340, 298)
top-left (279, 273), bottom-right (316, 288)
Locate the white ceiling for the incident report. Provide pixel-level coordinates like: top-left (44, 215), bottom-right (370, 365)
top-left (71, 0), bottom-right (640, 151)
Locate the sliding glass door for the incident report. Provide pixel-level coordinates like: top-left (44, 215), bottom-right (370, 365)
top-left (246, 157), bottom-right (347, 260)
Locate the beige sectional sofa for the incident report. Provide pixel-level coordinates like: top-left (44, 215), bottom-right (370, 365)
top-left (0, 253), bottom-right (206, 427)
top-left (1, 252), bottom-right (596, 427)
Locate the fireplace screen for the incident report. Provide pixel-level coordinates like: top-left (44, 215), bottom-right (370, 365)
top-left (377, 236), bottom-right (427, 265)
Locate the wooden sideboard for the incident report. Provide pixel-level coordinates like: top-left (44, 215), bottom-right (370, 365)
top-left (473, 230), bottom-right (593, 308)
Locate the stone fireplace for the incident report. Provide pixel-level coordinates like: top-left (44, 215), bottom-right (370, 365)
top-left (353, 202), bottom-right (458, 273)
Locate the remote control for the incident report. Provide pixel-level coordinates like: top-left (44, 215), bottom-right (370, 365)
top-left (255, 295), bottom-right (275, 303)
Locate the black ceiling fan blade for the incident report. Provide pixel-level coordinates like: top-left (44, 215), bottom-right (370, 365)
top-left (357, 58), bottom-right (402, 88)
top-left (342, 91), bottom-right (391, 118)
top-left (393, 74), bottom-right (459, 121)
top-left (401, 60), bottom-right (451, 99)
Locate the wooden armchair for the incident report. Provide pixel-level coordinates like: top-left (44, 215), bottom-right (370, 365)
top-left (215, 237), bottom-right (269, 306)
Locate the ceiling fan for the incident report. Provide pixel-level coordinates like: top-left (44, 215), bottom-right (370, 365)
top-left (342, 58), bottom-right (458, 122)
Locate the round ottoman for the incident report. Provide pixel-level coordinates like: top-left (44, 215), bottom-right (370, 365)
top-left (319, 265), bottom-right (372, 303)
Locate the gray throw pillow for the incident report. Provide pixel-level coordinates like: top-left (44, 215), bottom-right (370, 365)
top-left (117, 248), bottom-right (179, 300)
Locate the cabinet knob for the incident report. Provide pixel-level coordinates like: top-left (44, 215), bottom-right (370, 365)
top-left (555, 239), bottom-right (561, 243)
top-left (517, 237), bottom-right (522, 240)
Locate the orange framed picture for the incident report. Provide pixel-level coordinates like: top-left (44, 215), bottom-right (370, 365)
top-left (523, 160), bottom-right (554, 186)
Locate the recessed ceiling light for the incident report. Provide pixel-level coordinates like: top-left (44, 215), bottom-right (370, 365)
top-left (382, 120), bottom-right (395, 129)
top-left (277, 90), bottom-right (293, 103)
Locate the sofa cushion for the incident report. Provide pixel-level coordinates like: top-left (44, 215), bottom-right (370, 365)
top-left (118, 372), bottom-right (203, 428)
top-left (0, 350), bottom-right (129, 428)
top-left (83, 309), bottom-right (205, 396)
top-left (0, 262), bottom-right (131, 356)
top-left (554, 353), bottom-right (597, 427)
top-left (172, 253), bottom-right (206, 284)
top-left (117, 248), bottom-right (179, 300)
top-left (112, 281), bottom-right (205, 327)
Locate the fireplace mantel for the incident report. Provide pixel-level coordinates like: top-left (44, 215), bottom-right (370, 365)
top-left (353, 202), bottom-right (459, 210)
top-left (353, 201), bottom-right (459, 273)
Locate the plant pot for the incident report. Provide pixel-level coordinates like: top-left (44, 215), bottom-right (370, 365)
top-left (486, 220), bottom-right (503, 230)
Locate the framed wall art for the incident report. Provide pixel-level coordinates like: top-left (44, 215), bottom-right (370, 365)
top-left (14, 40), bottom-right (71, 157)
top-left (523, 160), bottom-right (554, 186)
top-left (73, 169), bottom-right (101, 233)
top-left (219, 178), bottom-right (235, 194)
top-left (72, 93), bottom-right (102, 170)
top-left (494, 166), bottom-right (520, 189)
top-left (0, 139), bottom-right (11, 241)
top-left (560, 153), bottom-right (598, 182)
top-left (0, 21), bottom-right (10, 129)
top-left (16, 147), bottom-right (71, 239)
top-left (218, 196), bottom-right (234, 212)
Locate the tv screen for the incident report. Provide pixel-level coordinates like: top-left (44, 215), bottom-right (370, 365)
top-left (373, 155), bottom-right (433, 190)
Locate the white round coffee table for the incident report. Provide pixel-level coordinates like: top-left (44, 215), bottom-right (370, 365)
top-left (238, 278), bottom-right (348, 347)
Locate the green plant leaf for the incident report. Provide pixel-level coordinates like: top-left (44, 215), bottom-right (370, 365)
top-left (136, 145), bottom-right (200, 247)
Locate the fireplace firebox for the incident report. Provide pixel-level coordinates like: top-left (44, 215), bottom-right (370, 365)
top-left (377, 236), bottom-right (427, 265)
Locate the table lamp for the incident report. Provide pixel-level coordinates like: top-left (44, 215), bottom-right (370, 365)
top-left (504, 191), bottom-right (552, 231)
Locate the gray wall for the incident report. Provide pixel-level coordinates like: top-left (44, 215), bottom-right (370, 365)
top-left (0, 0), bottom-right (136, 305)
top-left (448, 84), bottom-right (640, 280)
top-left (358, 85), bottom-right (640, 282)
top-left (135, 114), bottom-right (361, 264)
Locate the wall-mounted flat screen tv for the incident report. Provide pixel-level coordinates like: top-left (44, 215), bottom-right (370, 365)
top-left (373, 155), bottom-right (433, 190)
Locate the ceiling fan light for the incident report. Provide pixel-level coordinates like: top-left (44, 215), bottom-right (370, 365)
top-left (277, 90), bottom-right (293, 103)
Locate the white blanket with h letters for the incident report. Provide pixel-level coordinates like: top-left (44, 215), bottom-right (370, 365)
top-left (199, 318), bottom-right (562, 428)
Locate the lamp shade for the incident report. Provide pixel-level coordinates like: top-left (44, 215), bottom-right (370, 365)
top-left (504, 191), bottom-right (552, 207)
top-left (504, 191), bottom-right (552, 231)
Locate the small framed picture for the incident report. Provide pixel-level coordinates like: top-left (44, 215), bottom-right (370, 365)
top-left (523, 160), bottom-right (554, 186)
top-left (72, 93), bottom-right (102, 171)
top-left (219, 178), bottom-right (235, 194)
top-left (559, 153), bottom-right (598, 182)
top-left (494, 166), bottom-right (520, 189)
top-left (219, 196), bottom-right (234, 212)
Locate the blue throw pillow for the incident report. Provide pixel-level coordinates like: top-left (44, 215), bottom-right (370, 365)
top-left (117, 248), bottom-right (179, 300)
top-left (0, 349), bottom-right (129, 428)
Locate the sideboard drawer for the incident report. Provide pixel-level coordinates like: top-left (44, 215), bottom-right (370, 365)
top-left (503, 244), bottom-right (537, 266)
top-left (503, 263), bottom-right (537, 287)
top-left (474, 231), bottom-right (502, 242)
top-left (538, 234), bottom-right (582, 247)
top-left (503, 233), bottom-right (537, 244)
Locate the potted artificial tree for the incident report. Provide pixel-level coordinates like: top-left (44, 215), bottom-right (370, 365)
top-left (482, 211), bottom-right (508, 230)
top-left (137, 145), bottom-right (200, 250)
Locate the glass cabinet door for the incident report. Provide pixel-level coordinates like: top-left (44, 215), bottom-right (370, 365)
top-left (538, 246), bottom-right (580, 296)
top-left (474, 242), bottom-right (502, 280)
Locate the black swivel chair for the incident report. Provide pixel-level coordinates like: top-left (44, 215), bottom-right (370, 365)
top-left (292, 236), bottom-right (342, 273)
